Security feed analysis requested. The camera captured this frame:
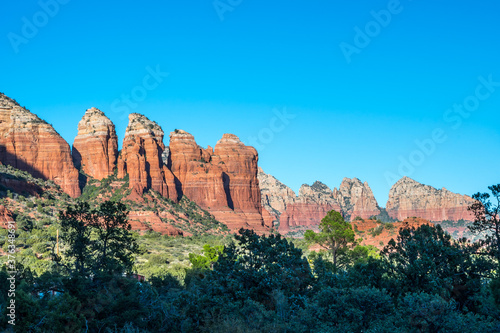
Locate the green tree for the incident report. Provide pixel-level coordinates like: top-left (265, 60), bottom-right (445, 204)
top-left (189, 244), bottom-right (224, 270)
top-left (304, 210), bottom-right (356, 272)
top-left (468, 184), bottom-right (500, 269)
top-left (209, 229), bottom-right (313, 310)
top-left (91, 201), bottom-right (139, 275)
top-left (57, 202), bottom-right (94, 277)
top-left (56, 201), bottom-right (139, 277)
top-left (382, 224), bottom-right (490, 309)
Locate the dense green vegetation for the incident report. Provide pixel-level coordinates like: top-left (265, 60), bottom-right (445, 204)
top-left (1, 192), bottom-right (500, 331)
top-left (1, 163), bottom-right (499, 332)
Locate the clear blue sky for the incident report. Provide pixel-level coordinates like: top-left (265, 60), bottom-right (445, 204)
top-left (1, 0), bottom-right (499, 206)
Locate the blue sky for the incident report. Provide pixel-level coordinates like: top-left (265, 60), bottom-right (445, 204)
top-left (1, 0), bottom-right (499, 206)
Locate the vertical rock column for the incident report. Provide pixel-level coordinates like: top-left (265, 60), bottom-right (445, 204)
top-left (117, 113), bottom-right (178, 201)
top-left (72, 107), bottom-right (118, 180)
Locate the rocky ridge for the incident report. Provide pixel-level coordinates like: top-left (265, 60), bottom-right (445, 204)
top-left (258, 170), bottom-right (475, 233)
top-left (0, 93), bottom-right (479, 236)
top-left (386, 176), bottom-right (475, 221)
top-left (0, 93), bottom-right (80, 197)
top-left (333, 177), bottom-right (381, 220)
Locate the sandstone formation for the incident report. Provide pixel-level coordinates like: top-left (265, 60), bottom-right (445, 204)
top-left (258, 167), bottom-right (296, 226)
top-left (168, 129), bottom-right (226, 210)
top-left (333, 177), bottom-right (381, 220)
top-left (279, 181), bottom-right (341, 233)
top-left (211, 134), bottom-right (265, 232)
top-left (168, 130), bottom-right (267, 232)
top-left (117, 114), bottom-right (177, 201)
top-left (128, 211), bottom-right (183, 236)
top-left (72, 108), bottom-right (118, 180)
top-left (386, 176), bottom-right (475, 221)
top-left (258, 169), bottom-right (382, 233)
top-left (0, 205), bottom-right (14, 228)
top-left (0, 93), bottom-right (80, 197)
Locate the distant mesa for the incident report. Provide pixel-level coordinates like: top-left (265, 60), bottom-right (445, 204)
top-left (257, 169), bottom-right (475, 233)
top-left (386, 176), bottom-right (475, 222)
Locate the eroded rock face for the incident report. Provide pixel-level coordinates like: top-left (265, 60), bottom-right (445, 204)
top-left (0, 93), bottom-right (80, 197)
top-left (258, 167), bottom-right (296, 226)
top-left (168, 129), bottom-right (227, 210)
top-left (212, 134), bottom-right (265, 231)
top-left (279, 182), bottom-right (342, 232)
top-left (0, 205), bottom-right (14, 228)
top-left (72, 108), bottom-right (118, 180)
top-left (334, 177), bottom-right (381, 220)
top-left (117, 114), bottom-right (177, 201)
top-left (259, 171), bottom-right (383, 232)
top-left (386, 177), bottom-right (475, 221)
top-left (127, 211), bottom-right (183, 236)
top-left (168, 131), bottom-right (267, 232)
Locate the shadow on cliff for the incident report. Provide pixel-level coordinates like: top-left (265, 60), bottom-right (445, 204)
top-left (71, 147), bottom-right (88, 191)
top-left (223, 172), bottom-right (234, 210)
top-left (0, 146), bottom-right (44, 197)
top-left (166, 152), bottom-right (184, 202)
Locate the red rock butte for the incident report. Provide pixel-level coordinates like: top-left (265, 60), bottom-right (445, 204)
top-left (72, 107), bottom-right (118, 180)
top-left (0, 93), bottom-right (80, 197)
top-left (117, 113), bottom-right (178, 201)
top-left (169, 130), bottom-right (268, 233)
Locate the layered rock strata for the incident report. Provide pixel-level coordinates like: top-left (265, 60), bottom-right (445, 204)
top-left (72, 108), bottom-right (118, 180)
top-left (386, 176), bottom-right (475, 221)
top-left (169, 130), bottom-right (267, 232)
top-left (117, 114), bottom-right (178, 201)
top-left (0, 93), bottom-right (80, 197)
top-left (334, 177), bottom-right (381, 219)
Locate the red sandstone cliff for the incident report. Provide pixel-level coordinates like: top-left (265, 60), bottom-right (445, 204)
top-left (258, 169), bottom-right (381, 232)
top-left (0, 93), bottom-right (80, 197)
top-left (117, 113), bottom-right (177, 201)
top-left (168, 130), bottom-right (267, 232)
top-left (72, 107), bottom-right (118, 180)
top-left (211, 134), bottom-right (266, 232)
top-left (386, 176), bottom-right (475, 221)
top-left (168, 129), bottom-right (227, 209)
top-left (279, 181), bottom-right (341, 233)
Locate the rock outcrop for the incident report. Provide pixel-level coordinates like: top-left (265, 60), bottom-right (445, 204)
top-left (72, 108), bottom-right (118, 180)
top-left (258, 170), bottom-right (382, 232)
top-left (258, 167), bottom-right (296, 226)
top-left (0, 93), bottom-right (80, 197)
top-left (168, 130), bottom-right (267, 232)
top-left (128, 211), bottom-right (183, 236)
top-left (211, 134), bottom-right (265, 231)
top-left (386, 177), bottom-right (475, 221)
top-left (279, 181), bottom-right (341, 232)
top-left (333, 177), bottom-right (381, 219)
top-left (117, 114), bottom-right (177, 201)
top-left (168, 129), bottom-right (227, 209)
top-left (0, 205), bottom-right (14, 228)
